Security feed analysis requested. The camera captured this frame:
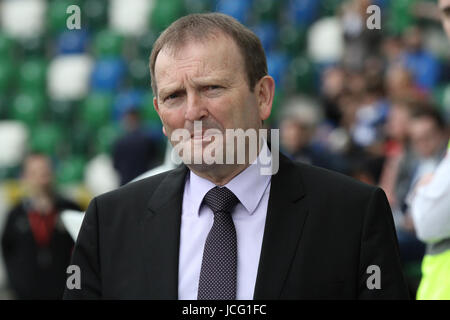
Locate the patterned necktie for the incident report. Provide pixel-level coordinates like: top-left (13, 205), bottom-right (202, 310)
top-left (197, 186), bottom-right (240, 300)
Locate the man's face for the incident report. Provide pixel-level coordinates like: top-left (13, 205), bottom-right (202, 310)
top-left (409, 117), bottom-right (443, 158)
top-left (23, 155), bottom-right (53, 192)
top-left (153, 33), bottom-right (270, 168)
top-left (439, 0), bottom-right (450, 38)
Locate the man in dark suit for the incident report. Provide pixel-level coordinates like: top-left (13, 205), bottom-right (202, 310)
top-left (64, 13), bottom-right (409, 300)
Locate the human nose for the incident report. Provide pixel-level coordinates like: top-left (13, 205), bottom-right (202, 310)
top-left (185, 91), bottom-right (208, 122)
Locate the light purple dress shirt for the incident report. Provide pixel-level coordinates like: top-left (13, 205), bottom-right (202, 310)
top-left (178, 142), bottom-right (272, 300)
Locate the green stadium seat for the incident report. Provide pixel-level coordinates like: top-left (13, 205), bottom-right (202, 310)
top-left (81, 92), bottom-right (113, 128)
top-left (93, 29), bottom-right (124, 57)
top-left (0, 93), bottom-right (8, 119)
top-left (251, 0), bottom-right (280, 22)
top-left (0, 58), bottom-right (15, 93)
top-left (151, 0), bottom-right (186, 32)
top-left (18, 59), bottom-right (47, 91)
top-left (82, 0), bottom-right (108, 30)
top-left (140, 92), bottom-right (160, 123)
top-left (279, 24), bottom-right (307, 55)
top-left (56, 155), bottom-right (86, 185)
top-left (10, 91), bottom-right (46, 126)
top-left (48, 0), bottom-right (74, 33)
top-left (387, 0), bottom-right (416, 35)
top-left (267, 90), bottom-right (284, 124)
top-left (128, 58), bottom-right (151, 89)
top-left (49, 100), bottom-right (78, 126)
top-left (137, 31), bottom-right (157, 58)
top-left (71, 123), bottom-right (95, 156)
top-left (289, 56), bottom-right (315, 94)
top-left (320, 0), bottom-right (342, 17)
top-left (184, 0), bottom-right (212, 14)
top-left (0, 33), bottom-right (14, 59)
top-left (95, 124), bottom-right (122, 154)
top-left (30, 123), bottom-right (63, 155)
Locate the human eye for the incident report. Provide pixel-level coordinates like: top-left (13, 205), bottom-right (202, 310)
top-left (203, 85), bottom-right (223, 93)
top-left (163, 91), bottom-right (183, 103)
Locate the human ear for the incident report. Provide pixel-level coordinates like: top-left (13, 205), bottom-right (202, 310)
top-left (255, 75), bottom-right (275, 121)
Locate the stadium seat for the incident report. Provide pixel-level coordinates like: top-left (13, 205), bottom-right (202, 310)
top-left (81, 92), bottom-right (113, 128)
top-left (251, 23), bottom-right (277, 53)
top-left (128, 58), bottom-right (151, 89)
top-left (48, 54), bottom-right (93, 100)
top-left (140, 92), bottom-right (160, 123)
top-left (112, 90), bottom-right (144, 122)
top-left (0, 121), bottom-right (28, 168)
top-left (0, 0), bottom-right (46, 39)
top-left (56, 155), bottom-right (86, 185)
top-left (387, 0), bottom-right (415, 35)
top-left (57, 30), bottom-right (90, 54)
top-left (29, 123), bottom-right (63, 155)
top-left (11, 91), bottom-right (46, 126)
top-left (150, 0), bottom-right (186, 32)
top-left (16, 35), bottom-right (46, 57)
top-left (319, 0), bottom-right (341, 17)
top-left (48, 0), bottom-right (73, 33)
top-left (93, 29), bottom-right (124, 57)
top-left (285, 0), bottom-right (320, 27)
top-left (251, 0), bottom-right (279, 22)
top-left (0, 57), bottom-right (15, 93)
top-left (266, 51), bottom-right (290, 87)
top-left (91, 58), bottom-right (126, 92)
top-left (216, 0), bottom-right (252, 24)
top-left (95, 123), bottom-right (122, 154)
top-left (184, 0), bottom-right (212, 14)
top-left (18, 59), bottom-right (47, 91)
top-left (279, 23), bottom-right (307, 55)
top-left (136, 31), bottom-right (158, 58)
top-left (49, 100), bottom-right (78, 127)
top-left (109, 0), bottom-right (153, 36)
top-left (84, 154), bottom-right (120, 197)
top-left (289, 56), bottom-right (315, 94)
top-left (0, 33), bottom-right (14, 59)
top-left (82, 0), bottom-right (108, 30)
top-left (307, 17), bottom-right (344, 64)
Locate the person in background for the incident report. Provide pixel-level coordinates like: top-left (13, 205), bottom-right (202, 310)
top-left (408, 0), bottom-right (450, 300)
top-left (279, 96), bottom-right (348, 173)
top-left (1, 153), bottom-right (81, 299)
top-left (401, 25), bottom-right (440, 92)
top-left (395, 106), bottom-right (448, 296)
top-left (112, 108), bottom-right (161, 185)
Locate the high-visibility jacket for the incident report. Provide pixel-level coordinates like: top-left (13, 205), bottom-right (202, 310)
top-left (417, 239), bottom-right (450, 300)
top-left (416, 140), bottom-right (450, 300)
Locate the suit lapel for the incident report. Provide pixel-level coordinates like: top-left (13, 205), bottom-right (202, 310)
top-left (140, 164), bottom-right (188, 299)
top-left (253, 153), bottom-right (309, 299)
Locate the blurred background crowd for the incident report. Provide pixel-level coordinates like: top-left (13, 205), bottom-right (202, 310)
top-left (0, 0), bottom-right (449, 299)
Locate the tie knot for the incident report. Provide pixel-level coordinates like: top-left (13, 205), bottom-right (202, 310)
top-left (203, 186), bottom-right (239, 214)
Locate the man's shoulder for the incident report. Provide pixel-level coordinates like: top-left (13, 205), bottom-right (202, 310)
top-left (288, 159), bottom-right (378, 199)
top-left (94, 166), bottom-right (185, 207)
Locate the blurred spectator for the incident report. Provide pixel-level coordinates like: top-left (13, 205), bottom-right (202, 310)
top-left (1, 153), bottom-right (81, 299)
top-left (280, 96), bottom-right (348, 173)
top-left (391, 106), bottom-right (447, 296)
top-left (379, 98), bottom-right (415, 206)
top-left (112, 109), bottom-right (161, 185)
top-left (406, 0), bottom-right (450, 300)
top-left (385, 64), bottom-right (427, 101)
top-left (401, 26), bottom-right (440, 91)
top-left (320, 66), bottom-right (346, 126)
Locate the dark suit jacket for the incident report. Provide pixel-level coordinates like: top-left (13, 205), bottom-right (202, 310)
top-left (63, 152), bottom-right (409, 299)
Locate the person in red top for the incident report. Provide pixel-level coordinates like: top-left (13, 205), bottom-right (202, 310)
top-left (1, 153), bottom-right (81, 299)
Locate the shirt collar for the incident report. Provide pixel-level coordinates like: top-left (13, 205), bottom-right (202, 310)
top-left (187, 140), bottom-right (272, 216)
